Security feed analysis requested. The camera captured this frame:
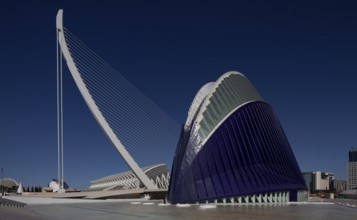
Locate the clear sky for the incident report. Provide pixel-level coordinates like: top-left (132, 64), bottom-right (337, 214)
top-left (1, 0), bottom-right (356, 189)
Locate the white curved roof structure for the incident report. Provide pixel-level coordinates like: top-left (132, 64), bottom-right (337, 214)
top-left (187, 71), bottom-right (263, 146)
top-left (0, 178), bottom-right (18, 188)
top-left (184, 82), bottom-right (215, 131)
top-left (89, 164), bottom-right (170, 191)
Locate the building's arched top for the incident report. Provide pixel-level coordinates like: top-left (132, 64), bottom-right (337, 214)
top-left (184, 82), bottom-right (215, 131)
top-left (192, 71), bottom-right (263, 143)
top-left (0, 178), bottom-right (18, 188)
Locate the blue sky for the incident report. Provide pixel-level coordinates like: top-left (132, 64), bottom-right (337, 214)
top-left (1, 0), bottom-right (356, 189)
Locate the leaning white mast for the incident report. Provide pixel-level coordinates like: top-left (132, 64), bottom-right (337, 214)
top-left (55, 9), bottom-right (157, 189)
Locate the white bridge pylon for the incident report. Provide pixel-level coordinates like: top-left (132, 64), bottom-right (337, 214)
top-left (56, 9), bottom-right (157, 189)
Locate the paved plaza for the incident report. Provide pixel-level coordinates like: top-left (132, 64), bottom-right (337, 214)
top-left (1, 196), bottom-right (357, 220)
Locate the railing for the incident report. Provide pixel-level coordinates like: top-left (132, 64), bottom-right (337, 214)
top-left (0, 197), bottom-right (26, 208)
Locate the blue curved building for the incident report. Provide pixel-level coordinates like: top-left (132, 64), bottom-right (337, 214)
top-left (168, 71), bottom-right (307, 204)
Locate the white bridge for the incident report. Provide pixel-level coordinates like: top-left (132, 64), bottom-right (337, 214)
top-left (55, 9), bottom-right (179, 190)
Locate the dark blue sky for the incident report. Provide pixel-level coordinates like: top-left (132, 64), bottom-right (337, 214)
top-left (1, 0), bottom-right (356, 189)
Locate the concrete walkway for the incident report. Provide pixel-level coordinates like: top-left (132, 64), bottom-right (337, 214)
top-left (1, 196), bottom-right (356, 220)
top-left (4, 195), bottom-right (149, 205)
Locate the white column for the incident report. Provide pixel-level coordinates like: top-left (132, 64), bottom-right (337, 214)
top-left (257, 194), bottom-right (262, 203)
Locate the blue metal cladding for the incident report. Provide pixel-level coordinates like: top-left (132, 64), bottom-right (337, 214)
top-left (168, 101), bottom-right (307, 204)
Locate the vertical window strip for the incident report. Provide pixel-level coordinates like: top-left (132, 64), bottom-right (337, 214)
top-left (220, 126), bottom-right (244, 192)
top-left (225, 122), bottom-right (248, 192)
top-left (260, 106), bottom-right (292, 184)
top-left (199, 150), bottom-right (217, 199)
top-left (211, 136), bottom-right (233, 195)
top-left (255, 104), bottom-right (285, 186)
top-left (240, 108), bottom-right (264, 188)
top-left (245, 105), bottom-right (271, 188)
top-left (233, 114), bottom-right (259, 190)
top-left (215, 135), bottom-right (240, 194)
top-left (206, 143), bottom-right (225, 197)
top-left (249, 104), bottom-right (277, 186)
top-left (265, 107), bottom-right (296, 183)
top-left (227, 118), bottom-right (250, 192)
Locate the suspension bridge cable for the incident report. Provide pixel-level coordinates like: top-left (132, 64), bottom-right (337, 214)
top-left (62, 27), bottom-right (181, 168)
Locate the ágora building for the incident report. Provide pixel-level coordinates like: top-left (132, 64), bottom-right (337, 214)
top-left (168, 71), bottom-right (307, 204)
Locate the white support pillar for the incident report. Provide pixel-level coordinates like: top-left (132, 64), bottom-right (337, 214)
top-left (244, 195), bottom-right (249, 203)
top-left (269, 193), bottom-right (273, 203)
top-left (264, 193), bottom-right (268, 203)
top-left (287, 191), bottom-right (290, 202)
top-left (237, 196), bottom-right (242, 205)
top-left (230, 197), bottom-right (234, 205)
top-left (276, 192), bottom-right (281, 203)
top-left (282, 192), bottom-right (286, 203)
top-left (257, 194), bottom-right (262, 204)
top-left (251, 195), bottom-right (256, 205)
top-left (281, 192), bottom-right (284, 203)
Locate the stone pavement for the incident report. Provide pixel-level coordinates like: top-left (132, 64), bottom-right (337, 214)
top-left (1, 197), bottom-right (357, 220)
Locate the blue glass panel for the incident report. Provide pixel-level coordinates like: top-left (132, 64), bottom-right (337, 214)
top-left (206, 143), bottom-right (225, 197)
top-left (198, 151), bottom-right (216, 199)
top-left (216, 135), bottom-right (240, 194)
top-left (191, 158), bottom-right (207, 200)
top-left (211, 139), bottom-right (233, 195)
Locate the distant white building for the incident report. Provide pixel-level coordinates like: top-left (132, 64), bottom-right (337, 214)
top-left (43, 179), bottom-right (70, 193)
top-left (0, 178), bottom-right (18, 188)
top-left (89, 164), bottom-right (169, 191)
top-left (312, 171), bottom-right (334, 192)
